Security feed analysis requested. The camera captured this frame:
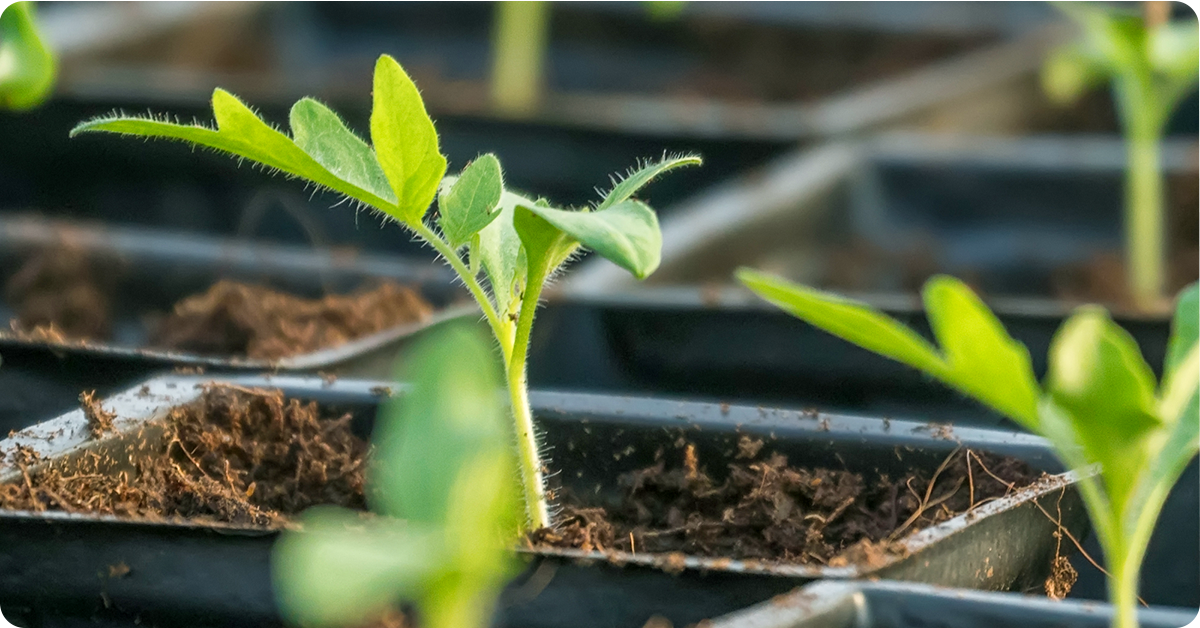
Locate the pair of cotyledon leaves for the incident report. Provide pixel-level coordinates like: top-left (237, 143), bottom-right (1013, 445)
top-left (738, 268), bottom-right (1198, 548)
top-left (70, 56), bottom-right (699, 304)
top-left (274, 324), bottom-right (520, 628)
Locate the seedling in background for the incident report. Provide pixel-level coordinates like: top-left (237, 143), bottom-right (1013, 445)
top-left (738, 268), bottom-right (1197, 628)
top-left (1042, 2), bottom-right (1198, 311)
top-left (274, 324), bottom-right (521, 628)
top-left (71, 54), bottom-right (700, 530)
top-left (0, 1), bottom-right (57, 110)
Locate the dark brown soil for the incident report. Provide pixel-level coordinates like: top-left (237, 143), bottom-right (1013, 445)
top-left (0, 386), bottom-right (367, 526)
top-left (4, 243), bottom-right (111, 341)
top-left (529, 438), bottom-right (1038, 565)
top-left (4, 245), bottom-right (436, 359)
top-left (149, 280), bottom-right (434, 360)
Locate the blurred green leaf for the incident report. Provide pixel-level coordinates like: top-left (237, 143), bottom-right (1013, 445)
top-left (273, 507), bottom-right (443, 628)
top-left (1042, 43), bottom-right (1107, 105)
top-left (923, 277), bottom-right (1042, 429)
top-left (369, 323), bottom-right (506, 523)
top-left (1046, 307), bottom-right (1160, 512)
top-left (737, 268), bottom-right (949, 378)
top-left (737, 271), bottom-right (1041, 429)
top-left (1150, 21), bottom-right (1200, 80)
top-left (370, 54), bottom-right (447, 224)
top-left (0, 1), bottom-right (56, 111)
top-left (439, 154), bottom-right (504, 248)
top-left (1165, 283), bottom-right (1199, 382)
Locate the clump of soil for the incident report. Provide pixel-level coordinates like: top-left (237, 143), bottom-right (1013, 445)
top-left (80, 390), bottom-right (115, 438)
top-left (149, 280), bottom-right (435, 360)
top-left (5, 243), bottom-right (111, 341)
top-left (530, 438), bottom-right (1038, 565)
top-left (4, 243), bottom-right (437, 359)
top-left (0, 386), bottom-right (367, 526)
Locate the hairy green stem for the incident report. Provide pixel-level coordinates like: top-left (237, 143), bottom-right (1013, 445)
top-left (411, 221), bottom-right (510, 357)
top-left (506, 274), bottom-right (551, 529)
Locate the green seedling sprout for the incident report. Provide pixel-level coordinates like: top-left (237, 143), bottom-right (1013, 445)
top-left (738, 268), bottom-right (1197, 628)
top-left (70, 54), bottom-right (699, 530)
top-left (274, 323), bottom-right (521, 628)
top-left (0, 1), bottom-right (57, 110)
top-left (1042, 2), bottom-right (1198, 311)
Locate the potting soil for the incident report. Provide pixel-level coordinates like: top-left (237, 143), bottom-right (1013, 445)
top-left (5, 245), bottom-right (435, 359)
top-left (530, 437), bottom-right (1038, 565)
top-left (0, 386), bottom-right (367, 526)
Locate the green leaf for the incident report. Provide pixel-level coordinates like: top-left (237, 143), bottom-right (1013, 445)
top-left (513, 204), bottom-right (579, 289)
top-left (439, 154), bottom-right (504, 248)
top-left (521, 200), bottom-right (662, 279)
top-left (369, 323), bottom-right (506, 523)
top-left (737, 268), bottom-right (949, 377)
top-left (1150, 21), bottom-right (1199, 81)
top-left (597, 154), bottom-right (702, 211)
top-left (923, 277), bottom-right (1042, 429)
top-left (0, 1), bottom-right (56, 111)
top-left (71, 89), bottom-right (397, 211)
top-left (1165, 283), bottom-right (1199, 383)
top-left (289, 97), bottom-right (394, 203)
top-left (423, 451), bottom-right (521, 628)
top-left (1046, 306), bottom-right (1160, 512)
top-left (476, 189), bottom-right (536, 314)
top-left (370, 54), bottom-right (447, 224)
top-left (738, 271), bottom-right (1041, 428)
top-left (273, 507), bottom-right (443, 628)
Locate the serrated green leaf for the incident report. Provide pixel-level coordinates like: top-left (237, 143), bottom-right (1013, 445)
top-left (370, 54), bottom-right (447, 224)
top-left (369, 323), bottom-right (506, 523)
top-left (923, 277), bottom-right (1042, 429)
top-left (439, 154), bottom-right (504, 248)
top-left (521, 200), bottom-right (662, 279)
top-left (737, 268), bottom-right (949, 377)
top-left (597, 154), bottom-right (702, 211)
top-left (1046, 306), bottom-right (1160, 512)
top-left (289, 98), bottom-right (394, 203)
top-left (0, 1), bottom-right (56, 111)
top-left (71, 89), bottom-right (398, 211)
top-left (273, 507), bottom-right (443, 628)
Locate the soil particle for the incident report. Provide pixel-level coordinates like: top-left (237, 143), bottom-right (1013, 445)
top-left (735, 436), bottom-right (764, 460)
top-left (0, 386), bottom-right (367, 526)
top-left (1045, 556), bottom-right (1078, 600)
top-left (80, 390), bottom-right (116, 439)
top-left (531, 446), bottom-right (1037, 565)
top-left (150, 280), bottom-right (434, 360)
